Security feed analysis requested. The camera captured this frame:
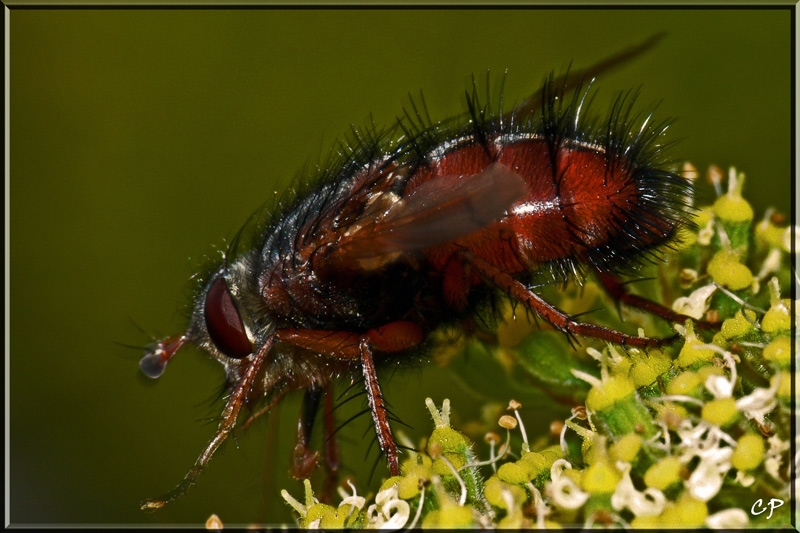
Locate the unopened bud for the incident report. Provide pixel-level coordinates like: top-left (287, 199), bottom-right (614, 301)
top-left (484, 431), bottom-right (501, 445)
top-left (206, 514), bottom-right (223, 531)
top-left (498, 415), bottom-right (518, 430)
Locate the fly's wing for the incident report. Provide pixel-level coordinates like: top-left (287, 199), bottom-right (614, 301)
top-left (510, 33), bottom-right (665, 120)
top-left (322, 162), bottom-right (527, 271)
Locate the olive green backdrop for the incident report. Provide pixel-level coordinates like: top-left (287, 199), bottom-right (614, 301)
top-left (9, 7), bottom-right (792, 526)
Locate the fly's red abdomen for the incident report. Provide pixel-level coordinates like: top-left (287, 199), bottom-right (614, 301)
top-left (502, 139), bottom-right (664, 263)
top-left (411, 134), bottom-right (677, 282)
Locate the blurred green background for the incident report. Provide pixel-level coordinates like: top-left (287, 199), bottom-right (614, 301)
top-left (9, 7), bottom-right (791, 527)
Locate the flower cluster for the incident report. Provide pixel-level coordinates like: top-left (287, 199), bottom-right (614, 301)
top-left (279, 165), bottom-right (794, 529)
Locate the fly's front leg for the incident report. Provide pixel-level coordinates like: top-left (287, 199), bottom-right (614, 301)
top-left (141, 337), bottom-right (276, 510)
top-left (274, 321), bottom-right (424, 477)
top-left (464, 253), bottom-right (677, 349)
top-left (359, 338), bottom-right (400, 476)
top-left (359, 321), bottom-right (425, 477)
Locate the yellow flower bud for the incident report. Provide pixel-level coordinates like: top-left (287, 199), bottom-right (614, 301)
top-left (586, 375), bottom-right (635, 412)
top-left (428, 426), bottom-right (469, 454)
top-left (484, 475), bottom-right (526, 509)
top-left (431, 452), bottom-right (466, 476)
top-left (582, 460), bottom-right (621, 494)
top-left (397, 464), bottom-right (430, 499)
top-left (719, 309), bottom-right (757, 339)
top-left (609, 434), bottom-right (642, 463)
top-left (644, 456), bottom-right (682, 491)
top-left (660, 494), bottom-right (708, 527)
top-left (379, 476), bottom-right (402, 493)
top-left (424, 503), bottom-right (474, 527)
top-left (772, 371), bottom-right (793, 400)
top-left (712, 170), bottom-right (753, 224)
top-left (631, 515), bottom-right (661, 528)
top-left (304, 503), bottom-right (336, 527)
top-left (755, 217), bottom-right (787, 249)
top-left (400, 453), bottom-right (431, 475)
top-left (707, 250), bottom-right (753, 291)
top-left (629, 350), bottom-right (671, 388)
top-left (497, 461), bottom-right (531, 485)
top-left (762, 299), bottom-right (791, 333)
top-left (320, 505), bottom-right (362, 528)
top-left (731, 434), bottom-right (765, 471)
top-left (519, 451), bottom-right (550, 478)
top-left (667, 371), bottom-right (701, 396)
top-left (696, 365), bottom-right (724, 382)
top-left (676, 340), bottom-right (715, 368)
top-left (701, 397), bottom-right (739, 427)
top-left (763, 336), bottom-right (791, 367)
top-left (713, 194), bottom-right (754, 224)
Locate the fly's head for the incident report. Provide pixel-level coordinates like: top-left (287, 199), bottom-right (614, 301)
top-left (139, 254), bottom-right (274, 384)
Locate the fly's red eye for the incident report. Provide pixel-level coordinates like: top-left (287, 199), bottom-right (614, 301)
top-left (204, 277), bottom-right (252, 358)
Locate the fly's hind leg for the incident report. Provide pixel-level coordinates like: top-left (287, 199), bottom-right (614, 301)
top-left (321, 384), bottom-right (341, 500)
top-left (463, 253), bottom-right (678, 349)
top-left (290, 387), bottom-right (323, 480)
top-left (595, 271), bottom-right (719, 331)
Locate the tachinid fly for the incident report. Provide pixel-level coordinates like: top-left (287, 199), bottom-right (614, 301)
top-left (139, 35), bottom-right (708, 510)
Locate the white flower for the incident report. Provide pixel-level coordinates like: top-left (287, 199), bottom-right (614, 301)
top-left (338, 479), bottom-right (366, 512)
top-left (366, 484), bottom-right (410, 529)
top-left (698, 344), bottom-right (778, 425)
top-left (526, 484), bottom-right (550, 530)
top-left (281, 489), bottom-right (306, 517)
top-left (697, 218), bottom-right (715, 245)
top-left (698, 344), bottom-right (738, 398)
top-left (686, 448), bottom-right (733, 501)
top-left (672, 283), bottom-right (717, 319)
top-left (281, 478), bottom-right (318, 524)
top-left (764, 434), bottom-right (790, 481)
top-left (705, 508), bottom-right (749, 529)
top-left (675, 418), bottom-right (736, 463)
top-left (783, 225), bottom-right (798, 253)
top-left (546, 459), bottom-right (589, 510)
top-left (756, 248), bottom-right (782, 281)
top-left (611, 462), bottom-right (665, 516)
top-left (735, 376), bottom-right (780, 426)
top-left (672, 417), bottom-right (736, 502)
top-left (735, 470), bottom-right (755, 487)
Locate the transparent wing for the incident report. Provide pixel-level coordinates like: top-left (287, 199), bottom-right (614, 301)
top-left (323, 162), bottom-right (527, 269)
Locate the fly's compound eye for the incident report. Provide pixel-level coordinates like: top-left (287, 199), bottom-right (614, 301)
top-left (204, 277), bottom-right (253, 358)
